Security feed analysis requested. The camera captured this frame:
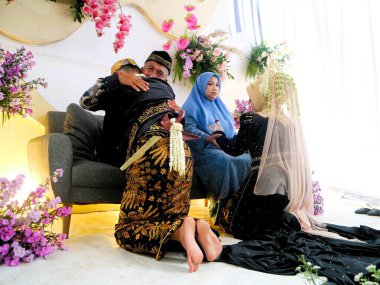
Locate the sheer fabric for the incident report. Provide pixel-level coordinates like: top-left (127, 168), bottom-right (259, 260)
top-left (253, 67), bottom-right (316, 232)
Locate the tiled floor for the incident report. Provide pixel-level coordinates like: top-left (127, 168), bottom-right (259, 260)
top-left (1, 191), bottom-right (379, 285)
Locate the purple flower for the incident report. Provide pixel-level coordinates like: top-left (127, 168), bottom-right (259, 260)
top-left (312, 174), bottom-right (324, 215)
top-left (0, 226), bottom-right (15, 242)
top-left (0, 47), bottom-right (47, 125)
top-left (27, 209), bottom-right (42, 223)
top-left (12, 244), bottom-right (26, 258)
top-left (0, 243), bottom-right (10, 255)
top-left (57, 206), bottom-right (72, 218)
top-left (0, 169), bottom-right (71, 266)
top-left (5, 256), bottom-right (20, 266)
top-left (22, 253), bottom-right (35, 263)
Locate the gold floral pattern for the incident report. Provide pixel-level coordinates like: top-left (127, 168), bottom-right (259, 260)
top-left (115, 131), bottom-right (193, 260)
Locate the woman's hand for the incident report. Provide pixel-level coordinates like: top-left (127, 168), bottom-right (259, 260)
top-left (205, 134), bottom-right (222, 148)
top-left (116, 69), bottom-right (149, 92)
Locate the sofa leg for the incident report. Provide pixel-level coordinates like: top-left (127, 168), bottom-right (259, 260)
top-left (204, 198), bottom-right (208, 207)
top-left (62, 203), bottom-right (73, 238)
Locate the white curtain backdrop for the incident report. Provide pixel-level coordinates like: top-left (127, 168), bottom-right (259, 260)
top-left (229, 0), bottom-right (380, 198)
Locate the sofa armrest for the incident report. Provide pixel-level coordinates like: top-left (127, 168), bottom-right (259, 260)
top-left (28, 133), bottom-right (73, 202)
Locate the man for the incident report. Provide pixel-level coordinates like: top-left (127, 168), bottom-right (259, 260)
top-left (80, 50), bottom-right (222, 273)
top-left (117, 50), bottom-right (172, 91)
top-left (80, 51), bottom-right (177, 166)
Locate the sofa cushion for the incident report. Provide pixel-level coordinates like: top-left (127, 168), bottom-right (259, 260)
top-left (72, 160), bottom-right (125, 188)
top-left (63, 103), bottom-right (103, 161)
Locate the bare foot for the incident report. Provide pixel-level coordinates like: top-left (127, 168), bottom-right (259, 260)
top-left (171, 217), bottom-right (204, 273)
top-left (195, 219), bottom-right (223, 262)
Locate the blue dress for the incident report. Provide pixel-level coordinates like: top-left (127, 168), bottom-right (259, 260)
top-left (185, 117), bottom-right (251, 222)
top-left (182, 72), bottom-right (251, 223)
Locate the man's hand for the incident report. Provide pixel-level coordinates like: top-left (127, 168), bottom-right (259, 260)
top-left (168, 100), bottom-right (182, 112)
top-left (205, 134), bottom-right (222, 148)
top-left (116, 69), bottom-right (149, 92)
top-left (160, 109), bottom-right (186, 130)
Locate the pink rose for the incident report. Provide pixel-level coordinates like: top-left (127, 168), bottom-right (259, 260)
top-left (213, 49), bottom-right (221, 56)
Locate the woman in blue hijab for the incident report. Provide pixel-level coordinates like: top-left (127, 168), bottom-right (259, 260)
top-left (182, 72), bottom-right (251, 224)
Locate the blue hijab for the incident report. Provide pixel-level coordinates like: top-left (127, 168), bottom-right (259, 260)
top-left (182, 72), bottom-right (235, 138)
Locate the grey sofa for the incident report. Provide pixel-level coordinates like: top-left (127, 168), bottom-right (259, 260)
top-left (27, 103), bottom-right (207, 237)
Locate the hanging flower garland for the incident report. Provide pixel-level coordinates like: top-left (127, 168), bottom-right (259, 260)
top-left (169, 118), bottom-right (186, 177)
top-left (82, 0), bottom-right (132, 53)
top-left (5, 0), bottom-right (132, 54)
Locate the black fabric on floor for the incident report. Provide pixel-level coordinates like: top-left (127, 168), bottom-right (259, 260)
top-left (218, 215), bottom-right (380, 285)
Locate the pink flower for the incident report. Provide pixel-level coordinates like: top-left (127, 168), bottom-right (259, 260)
top-left (196, 53), bottom-right (203, 62)
top-left (162, 40), bottom-right (173, 51)
top-left (184, 5), bottom-right (196, 12)
top-left (213, 48), bottom-right (221, 56)
top-left (83, 0), bottom-right (132, 53)
top-left (187, 23), bottom-right (200, 31)
top-left (184, 13), bottom-right (198, 28)
top-left (119, 23), bottom-right (131, 32)
top-left (24, 108), bottom-right (33, 115)
top-left (177, 36), bottom-right (190, 50)
top-left (162, 19), bottom-right (174, 33)
top-left (219, 61), bottom-right (227, 70)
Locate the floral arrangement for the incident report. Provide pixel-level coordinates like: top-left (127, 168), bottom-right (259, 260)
top-left (246, 41), bottom-right (291, 79)
top-left (0, 169), bottom-right (72, 266)
top-left (232, 99), bottom-right (253, 129)
top-left (172, 31), bottom-right (239, 84)
top-left (0, 47), bottom-right (47, 125)
top-left (161, 5), bottom-right (238, 84)
top-left (312, 171), bottom-right (324, 216)
top-left (354, 264), bottom-right (380, 285)
top-left (295, 254), bottom-right (327, 285)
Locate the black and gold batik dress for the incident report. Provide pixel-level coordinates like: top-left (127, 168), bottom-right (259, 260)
top-left (115, 102), bottom-right (193, 260)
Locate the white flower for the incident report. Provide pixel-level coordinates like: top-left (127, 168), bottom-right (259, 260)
top-left (169, 119), bottom-right (186, 176)
top-left (366, 264), bottom-right (376, 271)
top-left (354, 272), bottom-right (363, 281)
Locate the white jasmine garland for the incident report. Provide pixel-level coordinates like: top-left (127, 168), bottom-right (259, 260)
top-left (169, 118), bottom-right (186, 176)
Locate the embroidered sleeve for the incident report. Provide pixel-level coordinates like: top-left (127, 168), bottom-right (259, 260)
top-left (216, 113), bottom-right (253, 156)
top-left (79, 74), bottom-right (119, 111)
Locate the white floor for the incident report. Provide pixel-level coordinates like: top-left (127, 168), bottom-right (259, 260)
top-left (1, 189), bottom-right (379, 285)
